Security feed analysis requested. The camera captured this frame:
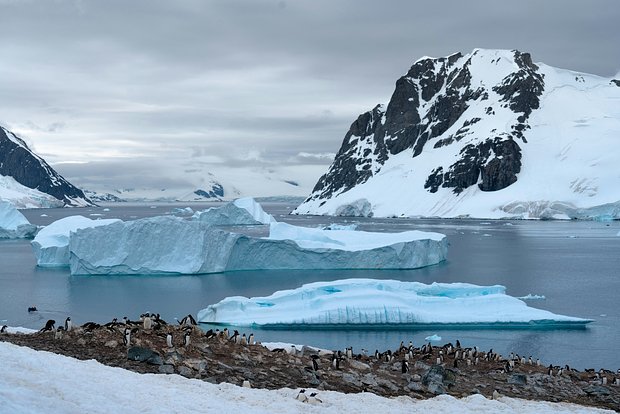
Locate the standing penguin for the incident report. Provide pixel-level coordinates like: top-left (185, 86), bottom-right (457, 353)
top-left (64, 317), bottom-right (73, 332)
top-left (123, 327), bottom-right (132, 347)
top-left (166, 333), bottom-right (173, 348)
top-left (55, 326), bottom-right (64, 340)
top-left (240, 333), bottom-right (248, 346)
top-left (401, 360), bottom-right (409, 373)
top-left (229, 330), bottom-right (239, 343)
top-left (248, 333), bottom-right (254, 345)
top-left (183, 331), bottom-right (191, 348)
top-left (143, 315), bottom-right (153, 330)
top-left (311, 355), bottom-right (319, 371)
top-left (331, 354), bottom-right (340, 370)
top-left (0, 325), bottom-right (7, 333)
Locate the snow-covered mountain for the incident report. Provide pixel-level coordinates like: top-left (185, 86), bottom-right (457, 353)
top-left (294, 49), bottom-right (620, 219)
top-left (0, 125), bottom-right (92, 207)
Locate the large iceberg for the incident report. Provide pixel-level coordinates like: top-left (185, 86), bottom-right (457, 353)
top-left (0, 200), bottom-right (38, 239)
top-left (31, 215), bottom-right (121, 267)
top-left (69, 217), bottom-right (447, 275)
top-left (197, 279), bottom-right (592, 328)
top-left (193, 197), bottom-right (275, 225)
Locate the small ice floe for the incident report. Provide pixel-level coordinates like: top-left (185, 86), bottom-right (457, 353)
top-left (150, 206), bottom-right (157, 209)
top-left (482, 234), bottom-right (492, 237)
top-left (517, 294), bottom-right (546, 300)
top-left (40, 214), bottom-right (48, 217)
top-left (89, 213), bottom-right (103, 217)
top-left (103, 208), bottom-right (110, 212)
top-left (425, 334), bottom-right (442, 342)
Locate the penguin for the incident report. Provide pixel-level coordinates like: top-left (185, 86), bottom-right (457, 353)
top-left (240, 333), bottom-right (248, 346)
top-left (242, 380), bottom-right (251, 388)
top-left (166, 333), bottom-right (173, 348)
top-left (311, 356), bottom-right (319, 372)
top-left (528, 356), bottom-right (532, 365)
top-left (123, 327), bottom-right (132, 347)
top-left (229, 330), bottom-right (239, 343)
top-left (0, 325), bottom-right (7, 333)
top-left (536, 358), bottom-right (540, 366)
top-left (307, 392), bottom-right (322, 404)
top-left (248, 333), bottom-right (254, 345)
top-left (81, 322), bottom-right (100, 331)
top-left (456, 339), bottom-right (461, 348)
top-left (143, 315), bottom-right (152, 330)
top-left (331, 354), bottom-right (340, 370)
top-left (374, 350), bottom-right (380, 360)
top-left (547, 364), bottom-right (554, 376)
top-left (437, 357), bottom-right (443, 365)
top-left (28, 306), bottom-right (37, 313)
top-left (39, 319), bottom-right (55, 333)
top-left (104, 318), bottom-right (119, 329)
top-left (492, 390), bottom-right (501, 400)
top-left (205, 329), bottom-right (215, 339)
top-left (64, 317), bottom-right (73, 332)
top-left (401, 360), bottom-right (409, 373)
top-left (55, 326), bottom-right (64, 340)
top-left (183, 331), bottom-right (191, 347)
top-left (154, 314), bottom-right (167, 325)
top-left (295, 389), bottom-right (308, 402)
top-left (222, 328), bottom-right (229, 340)
top-left (179, 314), bottom-right (197, 326)
top-left (602, 376), bottom-right (607, 385)
top-left (345, 347), bottom-right (353, 359)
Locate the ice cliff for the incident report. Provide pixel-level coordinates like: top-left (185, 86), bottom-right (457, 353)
top-left (197, 279), bottom-right (592, 328)
top-left (69, 217), bottom-right (447, 275)
top-left (0, 200), bottom-right (38, 239)
top-left (31, 216), bottom-right (121, 267)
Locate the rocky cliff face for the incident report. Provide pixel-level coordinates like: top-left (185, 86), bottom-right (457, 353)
top-left (0, 126), bottom-right (92, 207)
top-left (295, 49), bottom-right (620, 219)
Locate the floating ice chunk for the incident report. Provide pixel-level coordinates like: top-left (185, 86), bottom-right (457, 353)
top-left (69, 218), bottom-right (447, 275)
top-left (32, 215), bottom-right (121, 267)
top-left (425, 334), bottom-right (442, 342)
top-left (170, 207), bottom-right (194, 216)
top-left (193, 197), bottom-right (275, 225)
top-left (0, 200), bottom-right (38, 239)
top-left (197, 279), bottom-right (592, 328)
top-left (334, 198), bottom-right (373, 217)
top-left (323, 223), bottom-right (358, 231)
top-left (103, 208), bottom-right (110, 212)
top-left (517, 294), bottom-right (546, 300)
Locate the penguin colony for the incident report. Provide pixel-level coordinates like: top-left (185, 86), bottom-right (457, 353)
top-left (2, 315), bottom-right (619, 410)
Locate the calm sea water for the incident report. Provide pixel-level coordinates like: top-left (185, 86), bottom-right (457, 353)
top-left (1, 202), bottom-right (619, 370)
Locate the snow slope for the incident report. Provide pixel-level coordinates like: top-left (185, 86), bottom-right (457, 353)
top-left (197, 279), bottom-right (590, 327)
top-left (0, 342), bottom-right (612, 413)
top-left (295, 49), bottom-right (620, 219)
top-left (0, 175), bottom-right (63, 209)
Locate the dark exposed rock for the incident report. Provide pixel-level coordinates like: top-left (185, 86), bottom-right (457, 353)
top-left (0, 125), bottom-right (92, 206)
top-left (610, 79), bottom-right (619, 87)
top-left (425, 137), bottom-right (522, 194)
top-left (194, 183), bottom-right (224, 199)
top-left (127, 347), bottom-right (162, 365)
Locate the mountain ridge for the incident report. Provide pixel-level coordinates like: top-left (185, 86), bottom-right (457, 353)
top-left (294, 49), bottom-right (620, 219)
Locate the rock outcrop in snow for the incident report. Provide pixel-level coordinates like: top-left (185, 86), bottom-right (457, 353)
top-left (197, 279), bottom-right (592, 327)
top-left (31, 216), bottom-right (122, 267)
top-left (294, 49), bottom-right (620, 219)
top-left (0, 200), bottom-right (38, 239)
top-left (69, 217), bottom-right (447, 275)
top-left (0, 125), bottom-right (92, 207)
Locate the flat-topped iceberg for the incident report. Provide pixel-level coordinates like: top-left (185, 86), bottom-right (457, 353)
top-left (197, 279), bottom-right (592, 328)
top-left (69, 218), bottom-right (447, 275)
top-left (193, 197), bottom-right (275, 225)
top-left (31, 215), bottom-right (121, 267)
top-left (0, 200), bottom-right (38, 239)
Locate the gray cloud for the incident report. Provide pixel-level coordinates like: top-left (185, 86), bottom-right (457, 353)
top-left (1, 0), bottom-right (618, 194)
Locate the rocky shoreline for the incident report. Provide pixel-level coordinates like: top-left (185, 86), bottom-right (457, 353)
top-left (1, 322), bottom-right (618, 412)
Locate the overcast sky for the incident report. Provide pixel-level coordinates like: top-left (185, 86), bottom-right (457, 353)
top-left (1, 0), bottom-right (619, 195)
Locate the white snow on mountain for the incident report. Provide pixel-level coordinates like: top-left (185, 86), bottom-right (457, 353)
top-left (295, 49), bottom-right (620, 219)
top-left (0, 175), bottom-right (63, 209)
top-left (197, 279), bottom-right (590, 327)
top-left (0, 342), bottom-right (611, 414)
